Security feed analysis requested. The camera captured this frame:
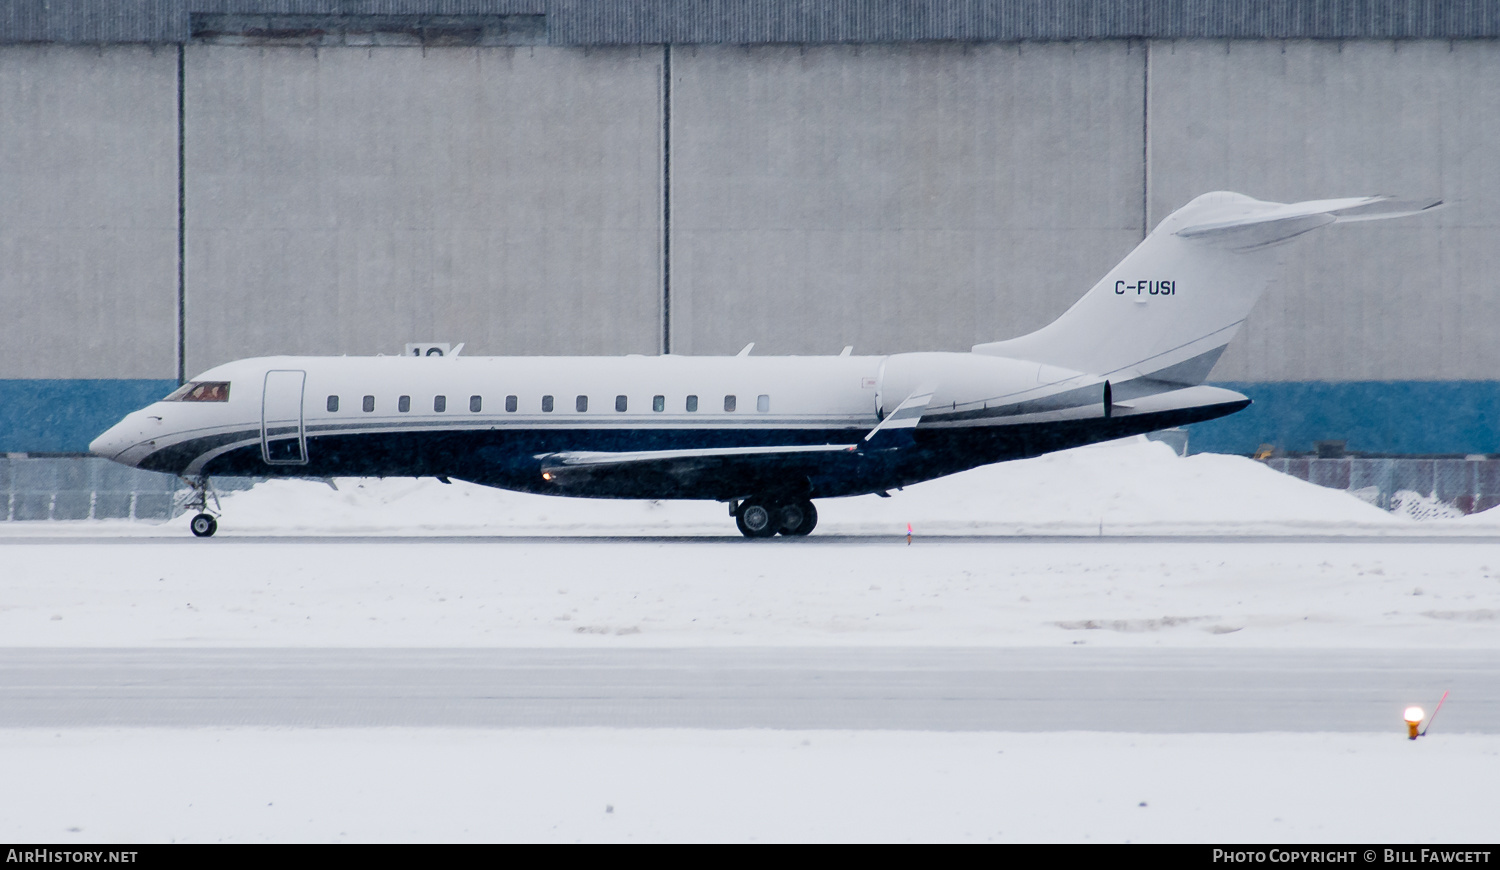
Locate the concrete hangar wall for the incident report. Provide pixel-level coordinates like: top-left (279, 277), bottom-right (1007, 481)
top-left (3, 1), bottom-right (1500, 456)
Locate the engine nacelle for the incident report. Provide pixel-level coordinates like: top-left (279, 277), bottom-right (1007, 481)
top-left (876, 352), bottom-right (1099, 419)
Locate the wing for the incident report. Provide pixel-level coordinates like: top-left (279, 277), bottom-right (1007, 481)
top-left (863, 388), bottom-right (934, 449)
top-left (536, 443), bottom-right (863, 500)
top-left (534, 388), bottom-right (939, 500)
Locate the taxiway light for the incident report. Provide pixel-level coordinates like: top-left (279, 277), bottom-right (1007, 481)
top-left (1404, 706), bottom-right (1425, 740)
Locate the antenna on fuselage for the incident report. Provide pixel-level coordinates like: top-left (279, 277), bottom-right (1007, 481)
top-left (403, 342), bottom-right (463, 357)
top-left (736, 342), bottom-right (754, 357)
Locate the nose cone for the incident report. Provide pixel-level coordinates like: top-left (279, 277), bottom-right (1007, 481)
top-left (90, 420), bottom-right (138, 464)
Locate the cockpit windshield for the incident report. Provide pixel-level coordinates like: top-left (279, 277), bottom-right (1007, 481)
top-left (164, 381), bottom-right (231, 402)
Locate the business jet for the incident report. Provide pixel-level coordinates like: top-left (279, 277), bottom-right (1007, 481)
top-left (90, 191), bottom-right (1438, 537)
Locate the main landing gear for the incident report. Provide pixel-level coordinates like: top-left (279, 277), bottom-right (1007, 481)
top-left (732, 496), bottom-right (818, 538)
top-left (179, 475), bottom-right (221, 538)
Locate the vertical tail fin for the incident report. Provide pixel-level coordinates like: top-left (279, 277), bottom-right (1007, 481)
top-left (973, 192), bottom-right (1441, 385)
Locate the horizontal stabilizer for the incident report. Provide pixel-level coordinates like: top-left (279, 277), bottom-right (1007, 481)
top-left (1176, 195), bottom-right (1442, 250)
top-left (1324, 196), bottom-right (1445, 223)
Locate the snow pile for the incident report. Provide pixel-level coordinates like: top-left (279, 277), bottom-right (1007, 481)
top-left (179, 437), bottom-right (1411, 536)
top-left (14, 437), bottom-right (1500, 537)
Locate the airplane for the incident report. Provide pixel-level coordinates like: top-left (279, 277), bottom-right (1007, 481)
top-left (90, 191), bottom-right (1439, 538)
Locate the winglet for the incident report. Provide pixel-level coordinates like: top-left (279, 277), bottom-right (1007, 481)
top-left (862, 388), bottom-right (934, 450)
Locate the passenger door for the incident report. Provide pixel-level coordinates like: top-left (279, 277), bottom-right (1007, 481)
top-left (261, 370), bottom-right (308, 465)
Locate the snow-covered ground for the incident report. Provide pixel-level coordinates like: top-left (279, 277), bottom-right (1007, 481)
top-left (4, 728), bottom-right (1496, 843)
top-left (8, 438), bottom-right (1500, 538)
top-left (4, 439), bottom-right (1497, 842)
top-left (3, 538), bottom-right (1498, 649)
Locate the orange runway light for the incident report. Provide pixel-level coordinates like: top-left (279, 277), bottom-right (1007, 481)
top-left (1404, 706), bottom-right (1425, 740)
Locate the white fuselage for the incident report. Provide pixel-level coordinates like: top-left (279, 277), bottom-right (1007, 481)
top-left (91, 351), bottom-right (1246, 502)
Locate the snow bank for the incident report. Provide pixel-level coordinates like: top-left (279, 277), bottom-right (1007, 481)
top-left (207, 438), bottom-right (1411, 536)
top-left (13, 438), bottom-right (1457, 538)
top-left (11, 438), bottom-right (1500, 538)
top-left (190, 438), bottom-right (1500, 536)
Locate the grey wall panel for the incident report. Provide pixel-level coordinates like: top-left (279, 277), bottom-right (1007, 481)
top-left (0, 45), bottom-right (178, 379)
top-left (1149, 39), bottom-right (1500, 382)
top-left (184, 44), bottom-right (662, 373)
top-left (670, 42), bottom-right (1145, 356)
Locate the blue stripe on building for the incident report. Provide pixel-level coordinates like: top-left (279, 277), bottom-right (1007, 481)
top-left (1188, 381), bottom-right (1500, 456)
top-left (0, 380), bottom-right (178, 454)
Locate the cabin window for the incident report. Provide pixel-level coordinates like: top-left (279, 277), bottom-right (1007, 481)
top-left (470, 395), bottom-right (482, 413)
top-left (326, 396), bottom-right (339, 413)
top-left (724, 395), bottom-right (736, 412)
top-left (434, 395), bottom-right (446, 412)
top-left (542, 395), bottom-right (554, 412)
top-left (363, 395), bottom-right (375, 413)
top-left (505, 395), bottom-right (517, 412)
top-left (398, 395), bottom-right (411, 413)
top-left (686, 395), bottom-right (698, 412)
top-left (576, 395), bottom-right (588, 412)
top-left (165, 381), bottom-right (230, 402)
top-left (615, 395), bottom-right (628, 412)
top-left (757, 394), bottom-right (770, 412)
top-left (653, 395), bottom-right (665, 412)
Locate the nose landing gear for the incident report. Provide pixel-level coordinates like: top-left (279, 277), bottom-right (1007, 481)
top-left (733, 496), bottom-right (818, 538)
top-left (179, 476), bottom-right (221, 538)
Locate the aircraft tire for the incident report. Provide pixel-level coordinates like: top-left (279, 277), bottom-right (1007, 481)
top-left (190, 513), bottom-right (218, 538)
top-left (735, 499), bottom-right (779, 538)
top-left (778, 499), bottom-right (817, 536)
